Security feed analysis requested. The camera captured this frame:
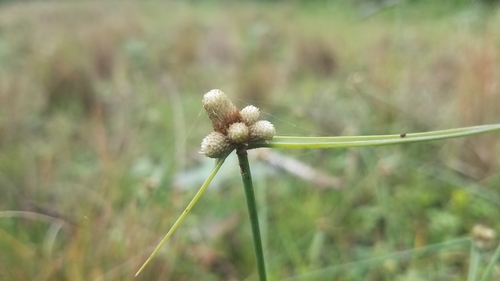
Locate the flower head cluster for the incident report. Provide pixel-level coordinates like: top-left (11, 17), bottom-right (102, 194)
top-left (200, 89), bottom-right (275, 158)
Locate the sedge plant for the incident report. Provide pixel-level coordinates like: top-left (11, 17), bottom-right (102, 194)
top-left (135, 89), bottom-right (500, 280)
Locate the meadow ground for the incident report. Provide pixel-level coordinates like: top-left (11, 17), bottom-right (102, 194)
top-left (0, 1), bottom-right (499, 280)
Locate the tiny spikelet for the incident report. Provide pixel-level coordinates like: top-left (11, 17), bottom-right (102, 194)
top-left (200, 132), bottom-right (233, 158)
top-left (202, 89), bottom-right (241, 133)
top-left (227, 122), bottom-right (249, 144)
top-left (240, 105), bottom-right (260, 126)
top-left (249, 120), bottom-right (275, 141)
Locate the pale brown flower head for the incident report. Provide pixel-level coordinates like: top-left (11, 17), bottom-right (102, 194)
top-left (240, 105), bottom-right (260, 126)
top-left (227, 122), bottom-right (249, 144)
top-left (200, 89), bottom-right (275, 158)
top-left (200, 132), bottom-right (233, 158)
top-left (249, 120), bottom-right (276, 141)
top-left (202, 89), bottom-right (242, 134)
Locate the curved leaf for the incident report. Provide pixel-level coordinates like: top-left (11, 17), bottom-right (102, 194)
top-left (135, 157), bottom-right (227, 276)
top-left (249, 124), bottom-right (500, 150)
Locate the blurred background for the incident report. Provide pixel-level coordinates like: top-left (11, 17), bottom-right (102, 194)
top-left (0, 0), bottom-right (499, 280)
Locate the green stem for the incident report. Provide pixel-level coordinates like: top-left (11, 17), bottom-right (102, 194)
top-left (237, 147), bottom-right (267, 281)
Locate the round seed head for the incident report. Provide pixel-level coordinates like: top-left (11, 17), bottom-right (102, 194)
top-left (227, 122), bottom-right (249, 144)
top-left (240, 105), bottom-right (260, 126)
top-left (200, 131), bottom-right (233, 158)
top-left (202, 89), bottom-right (241, 133)
top-left (249, 120), bottom-right (275, 141)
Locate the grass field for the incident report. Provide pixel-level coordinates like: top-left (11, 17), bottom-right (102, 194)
top-left (0, 1), bottom-right (499, 280)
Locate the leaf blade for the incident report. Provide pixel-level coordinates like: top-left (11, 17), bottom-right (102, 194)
top-left (135, 157), bottom-right (227, 276)
top-left (249, 124), bottom-right (500, 150)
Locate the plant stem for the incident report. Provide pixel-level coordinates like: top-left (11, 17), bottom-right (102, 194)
top-left (237, 147), bottom-right (267, 281)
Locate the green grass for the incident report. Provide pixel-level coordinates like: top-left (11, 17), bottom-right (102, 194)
top-left (0, 1), bottom-right (499, 280)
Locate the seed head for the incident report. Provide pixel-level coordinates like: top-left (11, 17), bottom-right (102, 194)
top-left (200, 132), bottom-right (233, 158)
top-left (249, 120), bottom-right (276, 141)
top-left (227, 122), bottom-right (249, 144)
top-left (240, 105), bottom-right (260, 126)
top-left (202, 89), bottom-right (241, 133)
top-left (201, 90), bottom-right (276, 158)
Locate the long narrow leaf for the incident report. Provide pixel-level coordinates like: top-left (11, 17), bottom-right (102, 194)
top-left (480, 243), bottom-right (500, 281)
top-left (135, 157), bottom-right (227, 276)
top-left (249, 124), bottom-right (500, 150)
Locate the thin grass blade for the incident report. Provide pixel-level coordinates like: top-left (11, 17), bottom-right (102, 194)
top-left (480, 243), bottom-right (500, 281)
top-left (135, 157), bottom-right (227, 276)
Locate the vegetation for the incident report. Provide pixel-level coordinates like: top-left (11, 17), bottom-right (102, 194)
top-left (0, 1), bottom-right (499, 280)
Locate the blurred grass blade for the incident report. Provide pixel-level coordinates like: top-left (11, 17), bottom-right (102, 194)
top-left (467, 245), bottom-right (481, 281)
top-left (283, 237), bottom-right (471, 281)
top-left (480, 243), bottom-right (500, 281)
top-left (135, 157), bottom-right (227, 277)
top-left (249, 124), bottom-right (500, 149)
